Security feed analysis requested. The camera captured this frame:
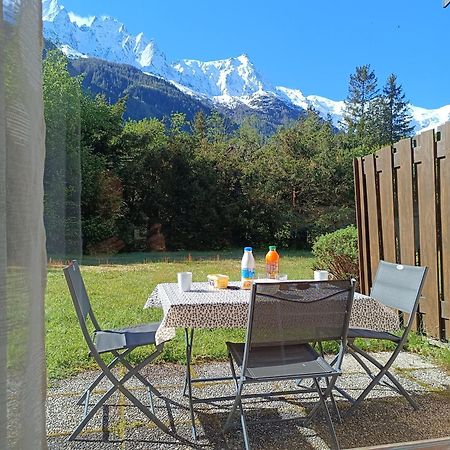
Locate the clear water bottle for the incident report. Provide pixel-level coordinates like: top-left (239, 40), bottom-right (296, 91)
top-left (241, 247), bottom-right (255, 290)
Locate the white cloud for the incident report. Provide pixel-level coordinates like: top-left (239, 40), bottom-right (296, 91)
top-left (68, 11), bottom-right (95, 27)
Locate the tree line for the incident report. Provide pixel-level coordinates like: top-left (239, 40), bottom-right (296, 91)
top-left (343, 64), bottom-right (413, 148)
top-left (43, 52), bottom-right (413, 255)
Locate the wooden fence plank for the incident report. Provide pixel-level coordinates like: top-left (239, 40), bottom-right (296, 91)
top-left (354, 158), bottom-right (370, 294)
top-left (393, 138), bottom-right (417, 330)
top-left (437, 122), bottom-right (450, 339)
top-left (376, 146), bottom-right (396, 263)
top-left (363, 154), bottom-right (380, 284)
top-left (393, 139), bottom-right (416, 266)
top-left (414, 129), bottom-right (441, 337)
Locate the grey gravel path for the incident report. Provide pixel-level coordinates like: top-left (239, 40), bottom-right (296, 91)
top-left (47, 352), bottom-right (450, 449)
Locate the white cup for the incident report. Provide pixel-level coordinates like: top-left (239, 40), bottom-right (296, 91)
top-left (314, 270), bottom-right (329, 281)
top-left (177, 272), bottom-right (192, 292)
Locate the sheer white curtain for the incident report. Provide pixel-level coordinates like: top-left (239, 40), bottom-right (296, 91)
top-left (0, 0), bottom-right (48, 448)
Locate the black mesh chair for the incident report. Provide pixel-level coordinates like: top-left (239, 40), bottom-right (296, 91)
top-left (63, 260), bottom-right (170, 441)
top-left (342, 260), bottom-right (428, 415)
top-left (224, 279), bottom-right (355, 450)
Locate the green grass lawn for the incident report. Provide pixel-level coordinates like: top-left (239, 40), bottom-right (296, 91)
top-left (46, 250), bottom-right (450, 380)
top-left (46, 250), bottom-right (315, 379)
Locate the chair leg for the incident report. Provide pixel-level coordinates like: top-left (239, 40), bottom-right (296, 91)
top-left (107, 347), bottom-right (171, 432)
top-left (114, 350), bottom-right (164, 398)
top-left (300, 364), bottom-right (341, 421)
top-left (239, 405), bottom-right (251, 450)
top-left (349, 345), bottom-right (411, 395)
top-left (305, 374), bottom-right (338, 425)
top-left (223, 354), bottom-right (242, 431)
top-left (76, 352), bottom-right (127, 405)
top-left (224, 377), bottom-right (249, 449)
top-left (347, 346), bottom-right (403, 392)
top-left (225, 354), bottom-right (251, 449)
top-left (147, 385), bottom-right (155, 414)
top-left (347, 346), bottom-right (377, 379)
top-left (326, 379), bottom-right (342, 423)
top-left (346, 343), bottom-right (418, 414)
top-left (82, 389), bottom-right (91, 418)
top-left (313, 378), bottom-right (340, 450)
top-left (70, 380), bottom-right (119, 440)
top-left (113, 350), bottom-right (164, 414)
top-left (114, 374), bottom-right (170, 434)
top-left (333, 385), bottom-right (356, 404)
top-left (314, 344), bottom-right (342, 421)
top-left (69, 347), bottom-right (170, 441)
top-left (77, 346), bottom-right (162, 406)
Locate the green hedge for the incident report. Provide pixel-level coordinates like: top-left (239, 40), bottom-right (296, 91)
top-left (312, 225), bottom-right (359, 280)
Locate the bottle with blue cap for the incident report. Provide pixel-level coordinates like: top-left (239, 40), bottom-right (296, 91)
top-left (241, 246), bottom-right (255, 290)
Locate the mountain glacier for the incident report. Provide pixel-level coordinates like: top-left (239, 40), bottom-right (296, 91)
top-left (42, 0), bottom-right (450, 132)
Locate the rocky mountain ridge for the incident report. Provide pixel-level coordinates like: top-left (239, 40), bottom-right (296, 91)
top-left (42, 0), bottom-right (450, 133)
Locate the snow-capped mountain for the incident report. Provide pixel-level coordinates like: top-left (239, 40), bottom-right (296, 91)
top-left (42, 0), bottom-right (176, 79)
top-left (173, 54), bottom-right (273, 98)
top-left (42, 0), bottom-right (450, 133)
top-left (409, 104), bottom-right (450, 133)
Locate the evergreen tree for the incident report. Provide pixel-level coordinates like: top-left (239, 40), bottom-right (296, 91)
top-left (206, 111), bottom-right (228, 143)
top-left (343, 64), bottom-right (379, 147)
top-left (378, 74), bottom-right (414, 145)
top-left (192, 111), bottom-right (206, 142)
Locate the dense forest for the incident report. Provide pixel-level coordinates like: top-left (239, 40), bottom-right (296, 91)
top-left (43, 52), bottom-right (413, 255)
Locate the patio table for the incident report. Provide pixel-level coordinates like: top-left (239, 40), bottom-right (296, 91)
top-left (145, 281), bottom-right (400, 439)
top-left (145, 281), bottom-right (399, 345)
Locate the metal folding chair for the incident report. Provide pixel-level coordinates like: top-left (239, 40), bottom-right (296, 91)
top-left (224, 279), bottom-right (355, 450)
top-left (63, 260), bottom-right (171, 441)
top-left (342, 260), bottom-right (428, 415)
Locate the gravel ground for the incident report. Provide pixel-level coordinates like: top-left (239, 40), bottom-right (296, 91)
top-left (47, 352), bottom-right (450, 449)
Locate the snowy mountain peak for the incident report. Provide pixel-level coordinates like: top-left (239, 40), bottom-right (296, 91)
top-left (42, 0), bottom-right (450, 133)
top-left (172, 53), bottom-right (272, 98)
top-left (42, 2), bottom-right (175, 77)
top-left (42, 0), bottom-right (62, 21)
top-left (90, 15), bottom-right (124, 33)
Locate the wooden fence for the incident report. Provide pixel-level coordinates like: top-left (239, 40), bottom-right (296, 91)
top-left (354, 121), bottom-right (450, 340)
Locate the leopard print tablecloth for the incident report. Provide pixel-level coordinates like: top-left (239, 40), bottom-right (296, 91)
top-left (145, 282), bottom-right (400, 345)
top-left (351, 292), bottom-right (400, 333)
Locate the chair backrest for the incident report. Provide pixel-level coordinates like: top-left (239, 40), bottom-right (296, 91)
top-left (370, 261), bottom-right (428, 315)
top-left (63, 260), bottom-right (100, 332)
top-left (246, 279), bottom-right (355, 349)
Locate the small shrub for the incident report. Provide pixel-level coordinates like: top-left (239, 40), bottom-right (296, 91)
top-left (312, 225), bottom-right (359, 281)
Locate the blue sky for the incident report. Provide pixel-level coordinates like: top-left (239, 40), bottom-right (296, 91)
top-left (61, 0), bottom-right (449, 109)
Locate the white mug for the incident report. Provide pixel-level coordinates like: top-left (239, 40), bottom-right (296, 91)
top-left (314, 270), bottom-right (329, 281)
top-left (178, 272), bottom-right (192, 291)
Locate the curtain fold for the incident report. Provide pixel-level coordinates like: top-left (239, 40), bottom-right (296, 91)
top-left (0, 0), bottom-right (48, 448)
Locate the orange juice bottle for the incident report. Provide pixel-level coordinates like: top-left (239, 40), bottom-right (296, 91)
top-left (265, 245), bottom-right (279, 279)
